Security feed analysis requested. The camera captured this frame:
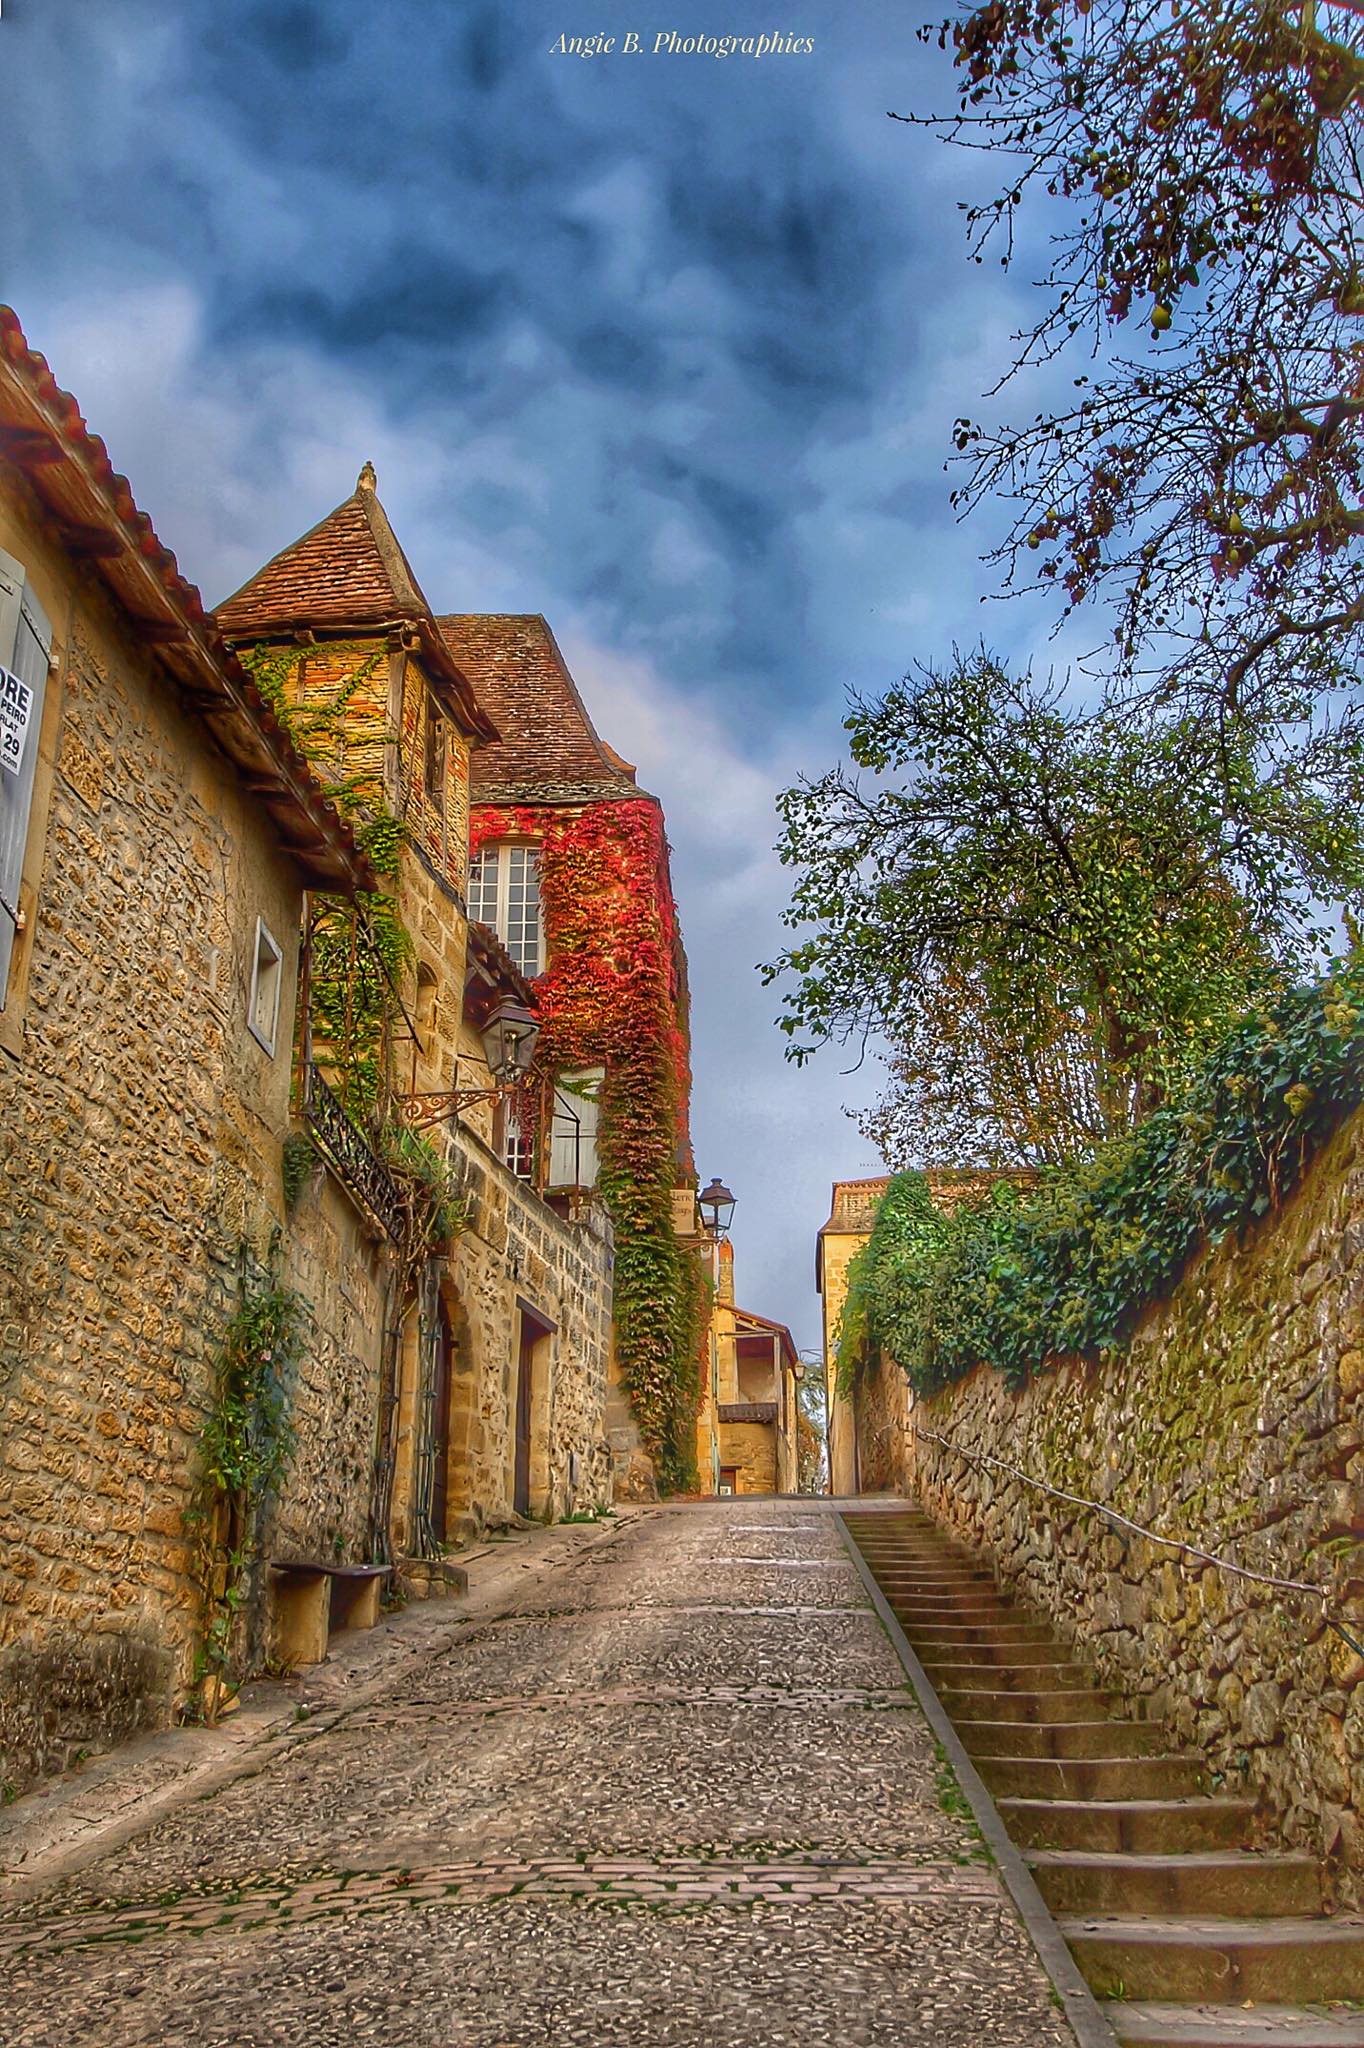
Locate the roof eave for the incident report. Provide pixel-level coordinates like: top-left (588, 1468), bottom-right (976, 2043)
top-left (0, 311), bottom-right (374, 896)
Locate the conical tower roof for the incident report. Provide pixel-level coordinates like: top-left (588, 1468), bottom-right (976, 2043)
top-left (216, 467), bottom-right (496, 740)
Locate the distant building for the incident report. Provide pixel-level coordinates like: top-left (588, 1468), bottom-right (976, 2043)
top-left (817, 1170), bottom-right (1015, 1494)
top-left (816, 1178), bottom-right (893, 1495)
top-left (696, 1238), bottom-right (802, 1497)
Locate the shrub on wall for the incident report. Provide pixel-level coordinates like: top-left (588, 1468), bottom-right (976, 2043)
top-left (850, 964), bottom-right (1364, 1394)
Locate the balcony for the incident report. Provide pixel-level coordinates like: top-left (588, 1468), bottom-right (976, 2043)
top-left (718, 1401), bottom-right (778, 1426)
top-left (302, 1062), bottom-right (408, 1244)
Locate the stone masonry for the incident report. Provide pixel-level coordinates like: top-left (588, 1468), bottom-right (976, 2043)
top-left (907, 1105), bottom-right (1364, 1902)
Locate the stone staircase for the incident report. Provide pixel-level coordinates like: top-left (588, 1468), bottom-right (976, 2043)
top-left (844, 1507), bottom-right (1364, 2048)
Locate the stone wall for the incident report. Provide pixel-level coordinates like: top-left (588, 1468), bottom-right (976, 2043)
top-left (907, 1107), bottom-right (1364, 1900)
top-left (717, 1420), bottom-right (777, 1496)
top-left (441, 1129), bottom-right (614, 1533)
top-left (0, 515), bottom-right (310, 1788)
top-left (0, 487), bottom-right (392, 1793)
top-left (852, 1353), bottom-right (912, 1496)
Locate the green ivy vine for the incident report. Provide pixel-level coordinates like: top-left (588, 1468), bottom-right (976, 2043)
top-left (187, 1244), bottom-right (304, 1719)
top-left (849, 964), bottom-right (1364, 1397)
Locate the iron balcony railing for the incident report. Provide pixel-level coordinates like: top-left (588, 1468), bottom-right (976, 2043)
top-left (302, 1061), bottom-right (408, 1244)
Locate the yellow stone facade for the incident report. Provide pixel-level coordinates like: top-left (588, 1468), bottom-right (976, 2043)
top-left (696, 1240), bottom-right (801, 1496)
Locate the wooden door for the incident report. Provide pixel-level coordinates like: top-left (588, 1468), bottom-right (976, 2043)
top-left (430, 1299), bottom-right (453, 1543)
top-left (514, 1320), bottom-right (535, 1517)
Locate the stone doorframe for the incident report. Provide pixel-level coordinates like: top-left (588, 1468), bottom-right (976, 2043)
top-left (511, 1297), bottom-right (556, 1520)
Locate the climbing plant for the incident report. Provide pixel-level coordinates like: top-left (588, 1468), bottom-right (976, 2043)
top-left (188, 1244), bottom-right (304, 1719)
top-left (849, 963), bottom-right (1364, 1395)
top-left (238, 639), bottom-right (454, 1205)
top-left (472, 799), bottom-right (704, 1488)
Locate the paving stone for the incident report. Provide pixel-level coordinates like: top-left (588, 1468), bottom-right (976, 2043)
top-left (0, 1501), bottom-right (1076, 2045)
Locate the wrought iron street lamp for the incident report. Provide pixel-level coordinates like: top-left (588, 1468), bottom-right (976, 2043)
top-left (697, 1176), bottom-right (736, 1238)
top-left (396, 997), bottom-right (540, 1131)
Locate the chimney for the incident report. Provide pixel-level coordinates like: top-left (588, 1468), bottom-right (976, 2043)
top-left (716, 1237), bottom-right (735, 1306)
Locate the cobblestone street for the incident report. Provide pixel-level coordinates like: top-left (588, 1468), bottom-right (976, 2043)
top-left (0, 1502), bottom-right (1074, 2046)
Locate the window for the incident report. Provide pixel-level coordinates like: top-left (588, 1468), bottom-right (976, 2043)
top-left (467, 842), bottom-right (543, 977)
top-left (423, 692), bottom-right (448, 806)
top-left (496, 1096), bottom-right (535, 1181)
top-left (548, 1067), bottom-right (603, 1189)
top-left (0, 548), bottom-right (54, 1007)
top-left (248, 918), bottom-right (284, 1055)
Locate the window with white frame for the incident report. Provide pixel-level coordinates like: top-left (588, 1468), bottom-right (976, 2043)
top-left (548, 1067), bottom-right (603, 1189)
top-left (497, 1097), bottom-right (535, 1182)
top-left (0, 547), bottom-right (54, 1008)
top-left (248, 918), bottom-right (284, 1055)
top-left (467, 842), bottom-right (543, 977)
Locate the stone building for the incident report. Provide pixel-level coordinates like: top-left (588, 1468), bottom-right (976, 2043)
top-left (816, 1177), bottom-right (894, 1495)
top-left (696, 1238), bottom-right (802, 1496)
top-left (215, 477), bottom-right (617, 1555)
top-left (0, 311), bottom-right (380, 1785)
top-left (816, 1170), bottom-right (1012, 1494)
top-left (436, 615), bottom-right (705, 1497)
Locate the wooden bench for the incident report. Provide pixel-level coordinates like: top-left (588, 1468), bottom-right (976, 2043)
top-left (269, 1561), bottom-right (390, 1667)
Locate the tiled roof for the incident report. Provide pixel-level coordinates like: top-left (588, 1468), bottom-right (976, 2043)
top-left (216, 466), bottom-right (431, 636)
top-left (215, 471), bottom-right (497, 743)
top-left (437, 614), bottom-right (644, 805)
top-left (0, 307), bottom-right (372, 894)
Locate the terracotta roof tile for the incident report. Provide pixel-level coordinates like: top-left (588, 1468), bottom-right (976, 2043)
top-left (215, 472), bottom-right (497, 742)
top-left (216, 468), bottom-right (432, 636)
top-left (437, 613), bottom-right (644, 805)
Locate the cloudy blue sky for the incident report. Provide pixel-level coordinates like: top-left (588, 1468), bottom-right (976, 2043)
top-left (2, 0), bottom-right (1076, 1350)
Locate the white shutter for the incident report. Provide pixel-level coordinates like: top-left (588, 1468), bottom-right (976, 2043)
top-left (548, 1068), bottom-right (602, 1188)
top-left (0, 551), bottom-right (53, 1003)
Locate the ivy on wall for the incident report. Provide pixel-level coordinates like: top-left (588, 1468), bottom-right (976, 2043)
top-left (846, 964), bottom-right (1364, 1397)
top-left (472, 799), bottom-right (704, 1488)
top-left (187, 1242), bottom-right (303, 1720)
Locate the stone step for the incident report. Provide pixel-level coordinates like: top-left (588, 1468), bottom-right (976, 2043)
top-left (1107, 2001), bottom-right (1364, 2047)
top-left (1029, 1850), bottom-right (1320, 1918)
top-left (892, 1597), bottom-right (1019, 1613)
top-left (939, 1685), bottom-right (1114, 1723)
top-left (998, 1797), bottom-right (1258, 1855)
top-left (1061, 1917), bottom-right (1364, 2005)
top-left (919, 1657), bottom-right (1092, 1689)
top-left (977, 1753), bottom-right (1206, 1802)
top-left (962, 1718), bottom-right (1167, 1761)
top-left (904, 1619), bottom-right (1063, 1646)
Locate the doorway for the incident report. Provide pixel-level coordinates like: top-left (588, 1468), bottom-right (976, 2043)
top-left (514, 1317), bottom-right (535, 1517)
top-left (512, 1301), bottom-right (556, 1519)
top-left (429, 1295), bottom-right (453, 1543)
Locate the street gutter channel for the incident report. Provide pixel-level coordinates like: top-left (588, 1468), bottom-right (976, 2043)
top-left (837, 1508), bottom-right (1121, 2048)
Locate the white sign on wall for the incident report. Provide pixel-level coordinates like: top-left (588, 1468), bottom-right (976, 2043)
top-left (0, 665), bottom-right (34, 777)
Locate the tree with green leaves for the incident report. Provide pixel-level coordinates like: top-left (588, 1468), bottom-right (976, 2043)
top-left (915, 0), bottom-right (1364, 717)
top-left (765, 652), bottom-right (1364, 1165)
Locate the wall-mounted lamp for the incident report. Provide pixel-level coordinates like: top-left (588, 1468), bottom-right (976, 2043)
top-left (697, 1176), bottom-right (736, 1238)
top-left (396, 996), bottom-right (541, 1131)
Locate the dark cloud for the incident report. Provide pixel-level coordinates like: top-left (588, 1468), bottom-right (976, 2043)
top-left (236, 257), bottom-right (514, 357)
top-left (242, 3), bottom-right (349, 73)
top-left (0, 0), bottom-right (1072, 1337)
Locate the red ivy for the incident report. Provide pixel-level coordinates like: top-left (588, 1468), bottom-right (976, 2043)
top-left (471, 797), bottom-right (701, 1485)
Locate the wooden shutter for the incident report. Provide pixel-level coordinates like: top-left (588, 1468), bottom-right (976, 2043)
top-left (0, 548), bottom-right (54, 1004)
